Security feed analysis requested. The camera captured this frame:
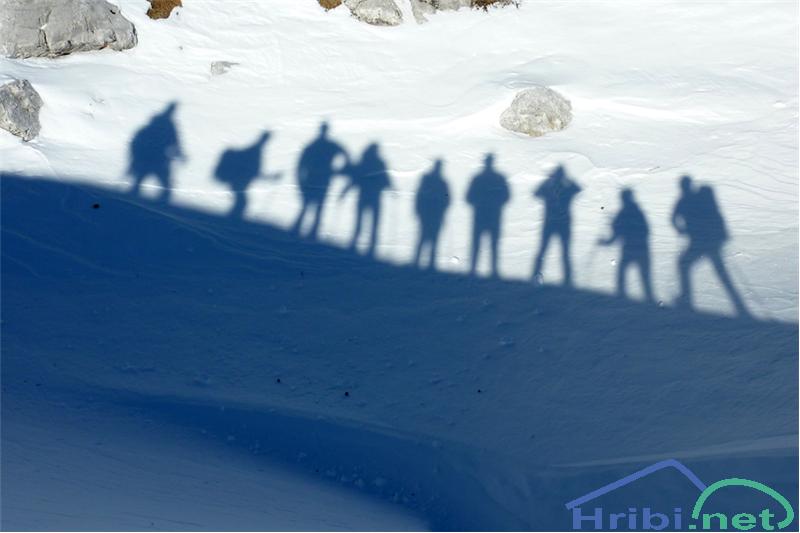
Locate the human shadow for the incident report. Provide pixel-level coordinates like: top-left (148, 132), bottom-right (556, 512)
top-left (413, 159), bottom-right (451, 270)
top-left (671, 175), bottom-right (749, 316)
top-left (127, 102), bottom-right (185, 202)
top-left (292, 122), bottom-right (349, 240)
top-left (466, 154), bottom-right (510, 278)
top-left (340, 143), bottom-right (391, 257)
top-left (598, 188), bottom-right (655, 302)
top-left (531, 165), bottom-right (581, 287)
top-left (213, 132), bottom-right (279, 219)
top-left (2, 173), bottom-right (796, 531)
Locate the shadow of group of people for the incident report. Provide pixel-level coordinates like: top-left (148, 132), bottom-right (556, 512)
top-left (291, 123), bottom-right (390, 257)
top-left (125, 102), bottom-right (749, 316)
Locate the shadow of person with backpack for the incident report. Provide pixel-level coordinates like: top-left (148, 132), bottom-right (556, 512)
top-left (127, 102), bottom-right (185, 203)
top-left (213, 132), bottom-right (280, 219)
top-left (671, 175), bottom-right (749, 316)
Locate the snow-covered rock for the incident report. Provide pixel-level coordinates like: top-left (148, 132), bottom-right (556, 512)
top-left (344, 0), bottom-right (403, 26)
top-left (0, 0), bottom-right (137, 59)
top-left (0, 79), bottom-right (43, 141)
top-left (417, 0), bottom-right (518, 11)
top-left (499, 86), bottom-right (572, 137)
top-left (473, 0), bottom-right (519, 8)
top-left (211, 61), bottom-right (238, 76)
top-left (409, 0), bottom-right (436, 23)
top-left (420, 0), bottom-right (472, 10)
top-left (411, 0), bottom-right (516, 22)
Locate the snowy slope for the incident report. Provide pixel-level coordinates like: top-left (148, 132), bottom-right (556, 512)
top-left (1, 0), bottom-right (798, 530)
top-left (2, 386), bottom-right (427, 531)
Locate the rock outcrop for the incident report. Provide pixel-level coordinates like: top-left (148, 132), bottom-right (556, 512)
top-left (472, 0), bottom-right (518, 9)
top-left (0, 79), bottom-right (44, 141)
top-left (344, 0), bottom-right (403, 26)
top-left (419, 0), bottom-right (472, 10)
top-left (409, 0), bottom-right (436, 22)
top-left (146, 0), bottom-right (182, 20)
top-left (411, 0), bottom-right (517, 23)
top-left (0, 0), bottom-right (137, 59)
top-left (417, 0), bottom-right (516, 11)
top-left (499, 87), bottom-right (572, 137)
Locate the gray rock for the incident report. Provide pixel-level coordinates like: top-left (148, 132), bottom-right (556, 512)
top-left (417, 0), bottom-right (518, 12)
top-left (344, 0), bottom-right (403, 26)
top-left (474, 0), bottom-right (519, 8)
top-left (421, 0), bottom-right (471, 10)
top-left (499, 87), bottom-right (572, 137)
top-left (0, 0), bottom-right (137, 59)
top-left (409, 0), bottom-right (435, 23)
top-left (409, 0), bottom-right (430, 23)
top-left (0, 79), bottom-right (43, 141)
top-left (211, 61), bottom-right (239, 76)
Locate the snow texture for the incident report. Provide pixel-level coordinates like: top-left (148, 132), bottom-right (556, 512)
top-left (500, 86), bottom-right (573, 137)
top-left (0, 0), bottom-right (137, 58)
top-left (0, 79), bottom-right (43, 141)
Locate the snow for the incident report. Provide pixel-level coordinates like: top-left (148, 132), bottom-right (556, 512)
top-left (1, 0), bottom-right (797, 530)
top-left (2, 389), bottom-right (427, 531)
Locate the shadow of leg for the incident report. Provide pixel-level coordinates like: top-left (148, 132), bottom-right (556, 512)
top-left (309, 200), bottom-right (324, 240)
top-left (710, 251), bottom-right (749, 316)
top-left (640, 254), bottom-right (655, 303)
top-left (469, 225), bottom-right (481, 276)
top-left (367, 207), bottom-right (379, 258)
top-left (489, 227), bottom-right (500, 279)
top-left (561, 231), bottom-right (572, 287)
top-left (676, 246), bottom-right (699, 308)
top-left (616, 258), bottom-right (628, 299)
top-left (533, 229), bottom-right (552, 283)
top-left (292, 202), bottom-right (307, 235)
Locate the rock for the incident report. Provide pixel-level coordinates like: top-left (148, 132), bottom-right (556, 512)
top-left (499, 86), bottom-right (572, 137)
top-left (425, 0), bottom-right (471, 10)
top-left (409, 0), bottom-right (435, 23)
top-left (416, 0), bottom-right (517, 11)
top-left (211, 61), bottom-right (238, 76)
top-left (318, 0), bottom-right (342, 9)
top-left (344, 0), bottom-right (403, 26)
top-left (0, 79), bottom-right (44, 141)
top-left (0, 0), bottom-right (138, 59)
top-left (473, 0), bottom-right (518, 9)
top-left (146, 0), bottom-right (182, 20)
